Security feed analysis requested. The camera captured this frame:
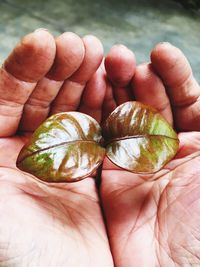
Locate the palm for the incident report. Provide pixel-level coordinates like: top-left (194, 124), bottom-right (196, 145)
top-left (102, 132), bottom-right (200, 266)
top-left (0, 136), bottom-right (113, 266)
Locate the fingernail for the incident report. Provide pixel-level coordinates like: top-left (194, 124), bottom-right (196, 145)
top-left (158, 41), bottom-right (172, 46)
top-left (34, 28), bottom-right (49, 33)
top-left (112, 44), bottom-right (128, 50)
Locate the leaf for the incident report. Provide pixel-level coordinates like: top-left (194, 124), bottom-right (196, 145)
top-left (103, 101), bottom-right (179, 173)
top-left (17, 101), bottom-right (179, 182)
top-left (17, 112), bottom-right (105, 182)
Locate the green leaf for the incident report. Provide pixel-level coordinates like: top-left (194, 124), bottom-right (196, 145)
top-left (17, 112), bottom-right (105, 182)
top-left (17, 101), bottom-right (179, 182)
top-left (103, 101), bottom-right (179, 173)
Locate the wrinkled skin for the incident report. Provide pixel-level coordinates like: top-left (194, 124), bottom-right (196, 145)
top-left (0, 30), bottom-right (200, 267)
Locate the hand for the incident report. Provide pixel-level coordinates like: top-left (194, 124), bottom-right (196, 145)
top-left (0, 29), bottom-right (113, 267)
top-left (101, 43), bottom-right (200, 266)
top-left (1, 29), bottom-right (200, 267)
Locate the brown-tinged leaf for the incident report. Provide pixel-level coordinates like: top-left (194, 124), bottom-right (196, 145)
top-left (103, 101), bottom-right (179, 173)
top-left (17, 112), bottom-right (105, 182)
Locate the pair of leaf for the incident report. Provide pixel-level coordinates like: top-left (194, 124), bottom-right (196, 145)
top-left (17, 101), bottom-right (179, 182)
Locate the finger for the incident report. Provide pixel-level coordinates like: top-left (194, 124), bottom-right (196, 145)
top-left (4, 29), bottom-right (56, 82)
top-left (105, 45), bottom-right (136, 87)
top-left (78, 63), bottom-right (107, 123)
top-left (104, 45), bottom-right (136, 106)
top-left (175, 132), bottom-right (200, 159)
top-left (50, 35), bottom-right (103, 114)
top-left (151, 42), bottom-right (200, 131)
top-left (132, 63), bottom-right (173, 124)
top-left (0, 29), bottom-right (56, 137)
top-left (102, 81), bottom-right (117, 122)
top-left (20, 32), bottom-right (85, 132)
top-left (19, 78), bottom-right (63, 131)
top-left (113, 86), bottom-right (133, 106)
top-left (47, 32), bottom-right (85, 81)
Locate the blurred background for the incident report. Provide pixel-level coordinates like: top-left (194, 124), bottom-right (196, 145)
top-left (0, 0), bottom-right (199, 81)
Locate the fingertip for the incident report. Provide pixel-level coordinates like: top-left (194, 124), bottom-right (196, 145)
top-left (151, 42), bottom-right (192, 80)
top-left (83, 35), bottom-right (104, 56)
top-left (151, 42), bottom-right (173, 63)
top-left (57, 31), bottom-right (84, 46)
top-left (47, 32), bottom-right (85, 81)
top-left (69, 35), bottom-right (104, 83)
top-left (151, 41), bottom-right (176, 53)
top-left (25, 28), bottom-right (55, 49)
top-left (4, 29), bottom-right (56, 82)
top-left (105, 44), bottom-right (136, 87)
top-left (133, 63), bottom-right (152, 83)
top-left (82, 34), bottom-right (104, 72)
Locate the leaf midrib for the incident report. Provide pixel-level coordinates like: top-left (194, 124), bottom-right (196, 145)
top-left (105, 134), bottom-right (179, 146)
top-left (18, 134), bottom-right (179, 163)
top-left (17, 140), bottom-right (101, 163)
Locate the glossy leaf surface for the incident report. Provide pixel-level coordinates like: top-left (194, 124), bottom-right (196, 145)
top-left (103, 101), bottom-right (179, 173)
top-left (17, 112), bottom-right (105, 182)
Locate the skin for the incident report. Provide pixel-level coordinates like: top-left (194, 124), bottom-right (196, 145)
top-left (0, 29), bottom-right (200, 267)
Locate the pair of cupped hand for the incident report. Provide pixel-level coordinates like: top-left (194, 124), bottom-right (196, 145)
top-left (0, 29), bottom-right (200, 267)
